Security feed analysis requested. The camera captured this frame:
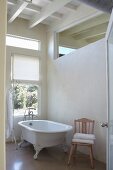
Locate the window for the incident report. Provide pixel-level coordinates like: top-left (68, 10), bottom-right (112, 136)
top-left (59, 46), bottom-right (75, 57)
top-left (6, 34), bottom-right (40, 51)
top-left (12, 53), bottom-right (40, 116)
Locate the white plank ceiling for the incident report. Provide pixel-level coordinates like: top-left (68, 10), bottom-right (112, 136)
top-left (7, 0), bottom-right (110, 48)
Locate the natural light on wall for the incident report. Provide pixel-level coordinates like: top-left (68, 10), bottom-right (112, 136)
top-left (6, 35), bottom-right (40, 51)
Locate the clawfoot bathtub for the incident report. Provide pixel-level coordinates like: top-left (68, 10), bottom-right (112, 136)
top-left (18, 120), bottom-right (72, 159)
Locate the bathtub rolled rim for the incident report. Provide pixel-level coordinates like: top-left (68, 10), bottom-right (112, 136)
top-left (18, 120), bottom-right (73, 133)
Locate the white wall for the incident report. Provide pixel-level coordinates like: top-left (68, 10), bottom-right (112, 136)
top-left (6, 18), bottom-right (47, 140)
top-left (47, 33), bottom-right (107, 163)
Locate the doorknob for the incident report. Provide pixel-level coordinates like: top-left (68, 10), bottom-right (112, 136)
top-left (101, 122), bottom-right (108, 128)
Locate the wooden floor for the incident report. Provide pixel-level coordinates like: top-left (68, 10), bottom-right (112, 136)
top-left (6, 143), bottom-right (106, 170)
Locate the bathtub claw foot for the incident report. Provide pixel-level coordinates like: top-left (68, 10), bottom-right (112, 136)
top-left (18, 140), bottom-right (25, 148)
top-left (33, 153), bottom-right (38, 160)
top-left (33, 145), bottom-right (43, 160)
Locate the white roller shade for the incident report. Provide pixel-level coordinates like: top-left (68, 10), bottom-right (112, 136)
top-left (12, 54), bottom-right (39, 81)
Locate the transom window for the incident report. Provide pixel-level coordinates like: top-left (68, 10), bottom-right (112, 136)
top-left (6, 34), bottom-right (40, 51)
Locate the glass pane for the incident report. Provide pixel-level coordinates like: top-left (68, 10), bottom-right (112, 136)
top-left (59, 46), bottom-right (75, 57)
top-left (6, 35), bottom-right (40, 51)
top-left (13, 83), bottom-right (38, 116)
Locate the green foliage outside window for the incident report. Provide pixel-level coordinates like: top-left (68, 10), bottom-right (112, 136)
top-left (14, 84), bottom-right (38, 109)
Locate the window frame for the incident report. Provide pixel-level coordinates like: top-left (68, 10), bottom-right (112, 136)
top-left (6, 34), bottom-right (41, 51)
top-left (59, 46), bottom-right (75, 57)
top-left (10, 47), bottom-right (41, 117)
top-left (13, 82), bottom-right (40, 117)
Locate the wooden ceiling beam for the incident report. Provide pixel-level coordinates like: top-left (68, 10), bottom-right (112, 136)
top-left (59, 35), bottom-right (88, 49)
top-left (86, 34), bottom-right (105, 43)
top-left (8, 1), bottom-right (28, 23)
top-left (29, 0), bottom-right (72, 28)
top-left (8, 0), bottom-right (41, 13)
top-left (72, 22), bottom-right (108, 40)
top-left (61, 13), bottom-right (109, 36)
top-left (8, 0), bottom-right (62, 21)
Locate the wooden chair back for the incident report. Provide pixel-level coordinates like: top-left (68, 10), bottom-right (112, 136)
top-left (74, 118), bottom-right (95, 134)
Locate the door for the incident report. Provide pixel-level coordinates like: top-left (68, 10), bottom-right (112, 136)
top-left (106, 8), bottom-right (113, 170)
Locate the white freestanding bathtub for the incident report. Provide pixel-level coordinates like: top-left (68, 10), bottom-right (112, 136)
top-left (18, 120), bottom-right (72, 159)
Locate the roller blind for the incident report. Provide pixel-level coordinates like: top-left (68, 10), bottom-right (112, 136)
top-left (12, 54), bottom-right (39, 81)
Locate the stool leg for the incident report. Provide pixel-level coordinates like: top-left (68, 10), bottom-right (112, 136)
top-left (68, 144), bottom-right (75, 165)
top-left (89, 145), bottom-right (94, 169)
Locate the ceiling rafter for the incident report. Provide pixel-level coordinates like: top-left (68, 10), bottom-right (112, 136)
top-left (8, 0), bottom-right (41, 13)
top-left (86, 34), bottom-right (105, 43)
top-left (61, 13), bottom-right (109, 36)
top-left (8, 0), bottom-right (62, 21)
top-left (7, 0), bottom-right (16, 5)
top-left (72, 22), bottom-right (108, 40)
top-left (59, 35), bottom-right (88, 48)
top-left (29, 0), bottom-right (72, 28)
top-left (19, 13), bottom-right (62, 21)
top-left (19, 12), bottom-right (62, 21)
top-left (8, 0), bottom-right (28, 23)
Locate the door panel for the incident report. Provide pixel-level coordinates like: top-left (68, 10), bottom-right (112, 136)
top-left (106, 9), bottom-right (113, 170)
top-left (108, 41), bottom-right (113, 170)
